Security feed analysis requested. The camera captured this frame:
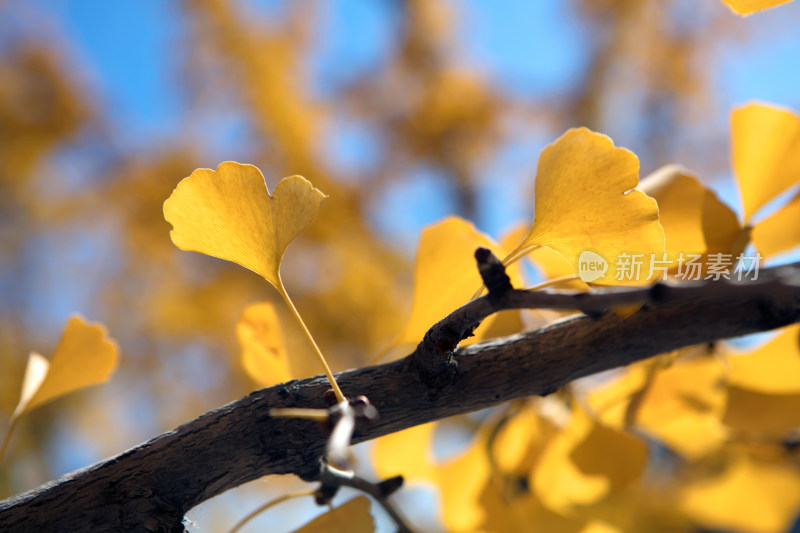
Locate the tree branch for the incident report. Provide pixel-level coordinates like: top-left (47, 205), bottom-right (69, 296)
top-left (2, 263), bottom-right (799, 532)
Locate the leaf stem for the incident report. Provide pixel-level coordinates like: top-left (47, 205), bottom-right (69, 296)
top-left (528, 274), bottom-right (581, 291)
top-left (501, 243), bottom-right (541, 267)
top-left (0, 416), bottom-right (19, 464)
top-left (277, 277), bottom-right (346, 403)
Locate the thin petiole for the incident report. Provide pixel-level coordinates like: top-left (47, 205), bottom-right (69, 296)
top-left (277, 277), bottom-right (346, 403)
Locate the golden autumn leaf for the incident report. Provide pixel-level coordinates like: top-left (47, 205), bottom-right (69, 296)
top-left (639, 165), bottom-right (741, 262)
top-left (395, 216), bottom-right (522, 347)
top-left (372, 420), bottom-right (492, 532)
top-left (373, 422), bottom-right (436, 483)
top-left (491, 404), bottom-right (558, 477)
top-left (727, 325), bottom-right (800, 394)
top-left (437, 433), bottom-right (493, 532)
top-left (732, 103), bottom-right (800, 222)
top-left (237, 302), bottom-right (292, 387)
top-left (532, 403), bottom-right (648, 513)
top-left (290, 496), bottom-right (374, 533)
top-left (163, 161), bottom-right (344, 402)
top-left (163, 161), bottom-right (326, 288)
top-left (633, 355), bottom-right (728, 459)
top-left (721, 0), bottom-right (795, 15)
top-left (589, 352), bottom-right (727, 460)
top-left (679, 452), bottom-right (800, 533)
top-left (505, 128), bottom-right (664, 285)
top-left (723, 386), bottom-right (800, 438)
top-left (752, 189), bottom-right (800, 257)
top-left (2, 316), bottom-right (119, 461)
top-left (20, 315), bottom-right (119, 414)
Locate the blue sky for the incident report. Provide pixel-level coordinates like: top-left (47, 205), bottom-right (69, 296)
top-left (27, 0), bottom-right (800, 245)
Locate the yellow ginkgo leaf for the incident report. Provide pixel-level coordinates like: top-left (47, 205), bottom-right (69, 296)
top-left (727, 325), bottom-right (800, 395)
top-left (164, 161), bottom-right (344, 402)
top-left (639, 165), bottom-right (741, 260)
top-left (237, 302), bottom-right (292, 388)
top-left (163, 161), bottom-right (326, 288)
top-left (372, 420), bottom-right (491, 533)
top-left (532, 403), bottom-right (648, 513)
top-left (506, 128), bottom-right (664, 285)
top-left (491, 404), bottom-right (558, 477)
top-left (753, 189), bottom-right (800, 258)
top-left (396, 216), bottom-right (521, 347)
top-left (438, 433), bottom-right (493, 532)
top-left (679, 452), bottom-right (800, 533)
top-left (2, 315), bottom-right (119, 462)
top-left (373, 422), bottom-right (437, 486)
top-left (723, 386), bottom-right (800, 438)
top-left (721, 0), bottom-right (795, 15)
top-left (732, 103), bottom-right (800, 222)
top-left (290, 496), bottom-right (374, 533)
top-left (24, 315), bottom-right (119, 414)
top-left (633, 355), bottom-right (728, 459)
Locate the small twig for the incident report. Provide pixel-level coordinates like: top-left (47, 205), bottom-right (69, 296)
top-left (315, 462), bottom-right (413, 533)
top-left (412, 254), bottom-right (800, 383)
top-left (475, 247), bottom-right (513, 302)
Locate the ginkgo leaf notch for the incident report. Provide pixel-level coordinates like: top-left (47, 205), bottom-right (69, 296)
top-left (164, 161), bottom-right (345, 402)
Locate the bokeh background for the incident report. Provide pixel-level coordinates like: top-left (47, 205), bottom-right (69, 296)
top-left (1, 0), bottom-right (800, 530)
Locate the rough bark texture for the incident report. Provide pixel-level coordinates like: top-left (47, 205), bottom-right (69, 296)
top-left (2, 265), bottom-right (800, 532)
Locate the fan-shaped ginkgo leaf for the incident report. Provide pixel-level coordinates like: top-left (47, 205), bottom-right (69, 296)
top-left (723, 386), bottom-right (800, 437)
top-left (721, 0), bottom-right (795, 15)
top-left (532, 403), bottom-right (648, 513)
top-left (732, 103), bottom-right (800, 222)
top-left (237, 302), bottom-right (292, 387)
top-left (639, 165), bottom-right (741, 260)
top-left (633, 355), bottom-right (728, 459)
top-left (22, 315), bottom-right (119, 414)
top-left (727, 325), bottom-right (800, 394)
top-left (373, 420), bottom-right (491, 532)
top-left (506, 128), bottom-right (664, 285)
top-left (679, 452), bottom-right (800, 533)
top-left (396, 216), bottom-right (521, 347)
top-left (290, 496), bottom-right (374, 533)
top-left (163, 161), bottom-right (326, 288)
top-left (753, 189), bottom-right (800, 258)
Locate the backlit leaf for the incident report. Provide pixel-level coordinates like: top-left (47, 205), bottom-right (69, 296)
top-left (532, 403), bottom-right (648, 513)
top-left (732, 103), bottom-right (800, 221)
top-left (396, 216), bottom-right (521, 347)
top-left (373, 423), bottom-right (436, 483)
top-left (639, 165), bottom-right (741, 261)
top-left (679, 452), bottom-right (800, 533)
top-left (721, 0), bottom-right (795, 15)
top-left (11, 352), bottom-right (49, 419)
top-left (633, 355), bottom-right (728, 459)
top-left (372, 420), bottom-right (491, 532)
top-left (23, 315), bottom-right (119, 414)
top-left (752, 189), bottom-right (800, 257)
top-left (723, 386), bottom-right (800, 438)
top-left (237, 302), bottom-right (292, 387)
top-left (506, 128), bottom-right (664, 284)
top-left (727, 325), bottom-right (800, 394)
top-left (290, 496), bottom-right (374, 533)
top-left (163, 161), bottom-right (326, 288)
